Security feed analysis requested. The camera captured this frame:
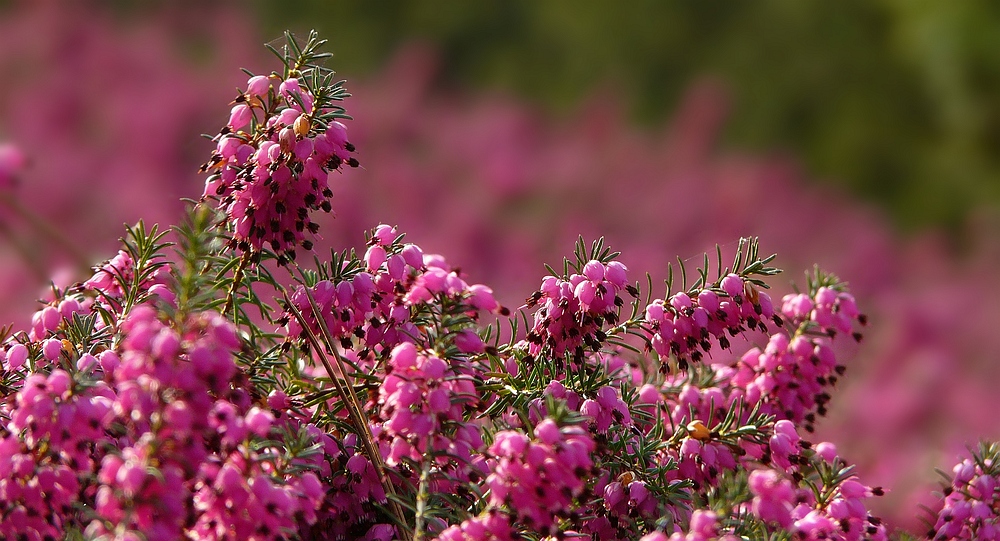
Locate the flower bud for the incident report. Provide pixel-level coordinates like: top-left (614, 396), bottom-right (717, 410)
top-left (228, 104), bottom-right (252, 131)
top-left (246, 74), bottom-right (270, 97)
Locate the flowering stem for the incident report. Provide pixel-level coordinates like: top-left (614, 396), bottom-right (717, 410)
top-left (413, 452), bottom-right (433, 541)
top-left (281, 273), bottom-right (412, 540)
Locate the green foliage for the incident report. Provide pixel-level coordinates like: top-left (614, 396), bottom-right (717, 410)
top-left (171, 203), bottom-right (229, 316)
top-left (263, 29), bottom-right (353, 126)
top-left (665, 236), bottom-right (780, 297)
top-left (115, 221), bottom-right (171, 321)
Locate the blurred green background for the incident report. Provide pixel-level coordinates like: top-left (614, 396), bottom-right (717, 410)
top-left (254, 0), bottom-right (1000, 237)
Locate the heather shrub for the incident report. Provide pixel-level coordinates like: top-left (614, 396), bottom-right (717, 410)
top-left (4, 4), bottom-right (1000, 535)
top-left (2, 29), bottom-right (999, 541)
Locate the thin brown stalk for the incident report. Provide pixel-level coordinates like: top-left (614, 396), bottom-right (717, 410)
top-left (281, 288), bottom-right (412, 540)
top-left (223, 251), bottom-right (251, 319)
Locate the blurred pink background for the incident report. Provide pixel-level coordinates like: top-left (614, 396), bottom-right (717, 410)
top-left (2, 0), bottom-right (1000, 533)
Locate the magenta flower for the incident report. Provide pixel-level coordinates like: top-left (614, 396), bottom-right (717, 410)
top-left (201, 34), bottom-right (359, 263)
top-left (485, 418), bottom-right (595, 535)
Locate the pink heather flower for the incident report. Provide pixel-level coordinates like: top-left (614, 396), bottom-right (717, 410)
top-left (246, 74), bottom-right (271, 97)
top-left (781, 293), bottom-right (814, 320)
top-left (267, 389), bottom-right (290, 410)
top-left (5, 343), bottom-right (28, 370)
top-left (748, 469), bottom-right (795, 528)
top-left (47, 369), bottom-right (71, 396)
top-left (228, 104), bottom-right (252, 130)
top-left (365, 245), bottom-right (388, 271)
top-left (40, 306), bottom-right (60, 332)
top-left (99, 349), bottom-right (120, 376)
top-left (688, 509), bottom-right (717, 534)
top-left (468, 284), bottom-right (500, 313)
top-left (372, 223), bottom-right (396, 245)
top-left (244, 407), bottom-right (274, 438)
top-left (720, 273), bottom-right (743, 298)
top-left (815, 441), bottom-right (837, 462)
top-left (77, 353), bottom-right (98, 372)
top-left (605, 261), bottom-right (628, 288)
top-left (42, 338), bottom-right (62, 361)
top-left (0, 142), bottom-right (25, 189)
top-left (534, 418), bottom-right (561, 445)
top-left (582, 259), bottom-right (605, 282)
top-left (455, 330), bottom-right (486, 354)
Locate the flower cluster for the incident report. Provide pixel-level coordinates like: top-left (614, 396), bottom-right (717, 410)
top-left (726, 283), bottom-right (866, 431)
top-left (781, 286), bottom-right (865, 341)
top-left (202, 32), bottom-right (358, 262)
top-left (748, 464), bottom-right (887, 540)
top-left (87, 307), bottom-right (325, 541)
top-left (82, 248), bottom-right (175, 321)
top-left (731, 331), bottom-right (837, 432)
top-left (1, 296), bottom-right (327, 540)
top-left (644, 273), bottom-right (777, 368)
top-left (525, 257), bottom-right (631, 358)
top-left (0, 369), bottom-right (111, 540)
top-left (929, 443), bottom-right (1000, 540)
top-left (485, 418), bottom-right (595, 535)
top-left (377, 342), bottom-right (485, 478)
top-left (589, 473), bottom-right (669, 539)
top-left (282, 224), bottom-right (503, 356)
top-left (304, 432), bottom-right (389, 540)
top-left (639, 510), bottom-right (738, 541)
top-left (20, 229), bottom-right (176, 347)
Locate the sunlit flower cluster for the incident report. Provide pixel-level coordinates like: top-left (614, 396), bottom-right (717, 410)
top-left (0, 28), bottom-right (992, 541)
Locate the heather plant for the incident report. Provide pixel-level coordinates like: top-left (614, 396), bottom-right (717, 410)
top-left (6, 3), bottom-right (1000, 530)
top-left (4, 26), bottom-right (1000, 541)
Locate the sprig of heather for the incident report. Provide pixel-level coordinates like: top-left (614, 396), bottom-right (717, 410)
top-left (280, 224), bottom-right (506, 358)
top-left (746, 451), bottom-right (887, 540)
top-left (1, 223), bottom-right (171, 401)
top-left (201, 30), bottom-right (358, 264)
top-left (84, 307), bottom-right (326, 541)
top-left (928, 442), bottom-right (1000, 540)
top-left (376, 342), bottom-right (487, 516)
top-left (275, 225), bottom-right (509, 539)
top-left (729, 270), bottom-right (867, 432)
top-left (523, 237), bottom-right (635, 362)
top-left (480, 412), bottom-right (596, 537)
top-left (642, 237), bottom-right (781, 370)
